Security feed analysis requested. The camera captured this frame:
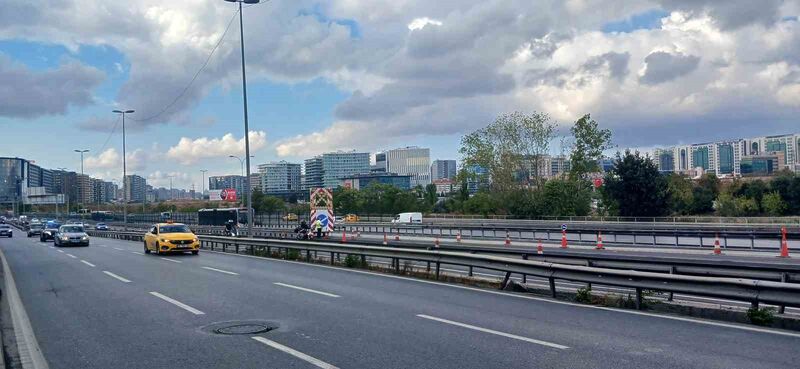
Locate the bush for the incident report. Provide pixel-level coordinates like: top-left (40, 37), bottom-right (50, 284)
top-left (762, 192), bottom-right (787, 216)
top-left (285, 249), bottom-right (301, 261)
top-left (344, 254), bottom-right (365, 268)
top-left (747, 307), bottom-right (775, 326)
top-left (575, 286), bottom-right (592, 303)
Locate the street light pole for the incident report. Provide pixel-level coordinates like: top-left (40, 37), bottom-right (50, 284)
top-left (113, 109), bottom-right (135, 228)
top-left (229, 155), bottom-right (245, 177)
top-left (200, 170), bottom-right (208, 198)
top-left (225, 0), bottom-right (261, 237)
top-left (74, 149), bottom-right (89, 208)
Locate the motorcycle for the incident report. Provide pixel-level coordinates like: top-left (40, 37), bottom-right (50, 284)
top-left (224, 227), bottom-right (238, 237)
top-left (294, 226), bottom-right (311, 240)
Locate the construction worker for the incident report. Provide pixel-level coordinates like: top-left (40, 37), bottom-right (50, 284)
top-left (312, 218), bottom-right (323, 239)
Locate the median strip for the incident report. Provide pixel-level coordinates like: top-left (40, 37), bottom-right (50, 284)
top-left (149, 292), bottom-right (205, 315)
top-left (416, 314), bottom-right (569, 349)
top-left (252, 337), bottom-right (339, 369)
top-left (273, 282), bottom-right (339, 298)
top-left (103, 271), bottom-right (132, 283)
top-left (201, 266), bottom-right (238, 275)
top-left (80, 260), bottom-right (96, 267)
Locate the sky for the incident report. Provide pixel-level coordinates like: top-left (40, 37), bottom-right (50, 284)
top-left (1, 0), bottom-right (799, 190)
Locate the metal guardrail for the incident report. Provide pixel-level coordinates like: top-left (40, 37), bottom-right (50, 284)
top-left (87, 230), bottom-right (800, 310)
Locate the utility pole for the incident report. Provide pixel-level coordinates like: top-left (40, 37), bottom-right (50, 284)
top-left (200, 169), bottom-right (208, 199)
top-left (112, 109), bottom-right (134, 228)
top-left (74, 149), bottom-right (89, 209)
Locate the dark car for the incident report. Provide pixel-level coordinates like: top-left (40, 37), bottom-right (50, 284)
top-left (54, 225), bottom-right (89, 247)
top-left (40, 222), bottom-right (61, 242)
top-left (94, 223), bottom-right (109, 231)
top-left (0, 224), bottom-right (12, 238)
top-left (27, 223), bottom-right (44, 237)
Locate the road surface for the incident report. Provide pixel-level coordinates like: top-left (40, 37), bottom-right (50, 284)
top-left (1, 235), bottom-right (799, 368)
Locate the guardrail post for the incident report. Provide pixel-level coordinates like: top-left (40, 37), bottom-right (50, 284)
top-left (522, 255), bottom-right (528, 283)
top-left (394, 258), bottom-right (400, 274)
top-left (723, 235), bottom-right (728, 249)
top-left (667, 266), bottom-right (676, 301)
top-left (779, 272), bottom-right (788, 314)
top-left (635, 288), bottom-right (643, 310)
top-left (426, 261), bottom-right (431, 272)
top-left (549, 277), bottom-right (556, 297)
top-left (360, 254), bottom-right (366, 267)
top-left (750, 234), bottom-right (755, 249)
top-left (235, 244), bottom-right (239, 254)
top-left (751, 301), bottom-right (759, 310)
top-left (675, 233), bottom-right (679, 247)
top-left (330, 252), bottom-right (335, 265)
top-left (435, 262), bottom-right (440, 280)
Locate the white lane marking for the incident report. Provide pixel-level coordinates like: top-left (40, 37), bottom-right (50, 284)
top-left (417, 314), bottom-right (569, 349)
top-left (201, 266), bottom-right (238, 275)
top-left (160, 257), bottom-right (182, 263)
top-left (113, 247), bottom-right (124, 251)
top-left (57, 250), bottom-right (64, 253)
top-left (201, 249), bottom-right (800, 338)
top-left (149, 292), bottom-right (205, 315)
top-left (103, 271), bottom-right (132, 283)
top-left (49, 246), bottom-right (55, 249)
top-left (0, 247), bottom-right (50, 369)
top-left (81, 260), bottom-right (96, 267)
top-left (273, 282), bottom-right (339, 298)
top-left (66, 253), bottom-right (77, 259)
top-left (131, 251), bottom-right (144, 255)
top-left (99, 245), bottom-right (107, 248)
top-left (252, 337), bottom-right (339, 369)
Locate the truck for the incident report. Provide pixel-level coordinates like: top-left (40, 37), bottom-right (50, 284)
top-left (391, 212), bottom-right (423, 224)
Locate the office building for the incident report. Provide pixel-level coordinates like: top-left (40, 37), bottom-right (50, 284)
top-left (432, 178), bottom-right (455, 195)
top-left (1, 157), bottom-right (65, 206)
top-left (431, 160), bottom-right (457, 181)
top-left (209, 175), bottom-right (245, 198)
top-left (741, 153), bottom-right (785, 177)
top-left (93, 179), bottom-right (117, 204)
top-left (303, 156), bottom-right (324, 190)
top-left (304, 151), bottom-right (371, 189)
top-left (249, 174), bottom-right (262, 194)
top-left (76, 174), bottom-right (95, 205)
top-left (258, 161), bottom-right (301, 194)
top-left (340, 173), bottom-right (412, 190)
top-left (741, 134), bottom-right (800, 172)
top-left (125, 174), bottom-right (147, 203)
top-left (549, 156), bottom-right (571, 178)
top-left (376, 147), bottom-right (431, 187)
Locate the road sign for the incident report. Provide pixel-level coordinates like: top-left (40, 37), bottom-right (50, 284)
top-left (561, 224), bottom-right (567, 232)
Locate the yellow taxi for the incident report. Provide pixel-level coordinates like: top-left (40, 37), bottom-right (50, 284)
top-left (282, 213), bottom-right (298, 221)
top-left (143, 222), bottom-right (200, 255)
top-left (344, 214), bottom-right (360, 222)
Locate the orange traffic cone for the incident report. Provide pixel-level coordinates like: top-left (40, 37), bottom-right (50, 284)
top-left (395, 230), bottom-right (400, 241)
top-left (537, 240), bottom-right (544, 255)
top-left (341, 229), bottom-right (347, 243)
top-left (383, 233), bottom-right (388, 246)
top-left (596, 231), bottom-right (604, 250)
top-left (780, 226), bottom-right (790, 258)
top-left (561, 231), bottom-right (568, 249)
top-left (505, 232), bottom-right (511, 246)
top-left (713, 233), bottom-right (722, 255)
top-left (456, 232), bottom-right (462, 243)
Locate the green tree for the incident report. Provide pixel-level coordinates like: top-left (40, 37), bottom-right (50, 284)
top-left (424, 183), bottom-right (438, 206)
top-left (666, 174), bottom-right (694, 215)
top-left (540, 178), bottom-right (592, 216)
top-left (251, 189), bottom-right (285, 213)
top-left (460, 111), bottom-right (556, 191)
top-left (762, 191), bottom-right (787, 216)
top-left (463, 193), bottom-right (496, 216)
top-left (333, 187), bottom-right (363, 214)
top-left (690, 174), bottom-right (719, 214)
top-left (569, 114), bottom-right (612, 180)
top-left (602, 151), bottom-right (669, 217)
top-left (770, 171), bottom-right (800, 215)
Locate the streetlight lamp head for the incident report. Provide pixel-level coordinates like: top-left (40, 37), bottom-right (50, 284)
top-left (125, 110), bottom-right (135, 113)
top-left (112, 110), bottom-right (123, 113)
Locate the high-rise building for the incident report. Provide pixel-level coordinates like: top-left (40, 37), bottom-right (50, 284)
top-left (209, 175), bottom-right (245, 198)
top-left (303, 157), bottom-right (324, 190)
top-left (304, 151), bottom-right (371, 189)
top-left (376, 147), bottom-right (431, 187)
top-left (258, 161), bottom-right (302, 194)
top-left (93, 179), bottom-right (117, 204)
top-left (125, 174), bottom-right (147, 203)
top-left (249, 174), bottom-right (262, 194)
top-left (76, 174), bottom-right (95, 205)
top-left (339, 173), bottom-right (412, 190)
top-left (742, 134), bottom-right (800, 172)
top-left (431, 159), bottom-right (457, 181)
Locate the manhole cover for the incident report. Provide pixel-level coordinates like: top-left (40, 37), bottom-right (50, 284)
top-left (202, 321), bottom-right (279, 336)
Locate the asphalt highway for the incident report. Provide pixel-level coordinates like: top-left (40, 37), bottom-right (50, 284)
top-left (2, 234), bottom-right (800, 368)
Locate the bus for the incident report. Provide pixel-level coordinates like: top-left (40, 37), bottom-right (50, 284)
top-left (90, 211), bottom-right (114, 221)
top-left (197, 208), bottom-right (249, 226)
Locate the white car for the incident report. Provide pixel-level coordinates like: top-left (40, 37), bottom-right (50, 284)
top-left (391, 212), bottom-right (423, 224)
top-left (0, 224), bottom-right (12, 238)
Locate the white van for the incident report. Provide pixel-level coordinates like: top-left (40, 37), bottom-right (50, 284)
top-left (391, 212), bottom-right (422, 224)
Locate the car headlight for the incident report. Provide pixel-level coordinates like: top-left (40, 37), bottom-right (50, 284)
top-left (61, 236), bottom-right (69, 241)
top-left (159, 238), bottom-right (168, 243)
top-left (82, 236), bottom-right (89, 240)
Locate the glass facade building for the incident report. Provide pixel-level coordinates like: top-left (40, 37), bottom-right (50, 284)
top-left (718, 144), bottom-right (734, 174)
top-left (0, 158), bottom-right (24, 204)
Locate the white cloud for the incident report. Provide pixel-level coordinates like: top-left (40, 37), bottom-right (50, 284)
top-left (408, 17), bottom-right (442, 31)
top-left (84, 148), bottom-right (150, 172)
top-left (146, 170), bottom-right (192, 188)
top-left (166, 131), bottom-right (267, 165)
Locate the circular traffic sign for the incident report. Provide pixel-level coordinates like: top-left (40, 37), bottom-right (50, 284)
top-left (561, 224), bottom-right (567, 231)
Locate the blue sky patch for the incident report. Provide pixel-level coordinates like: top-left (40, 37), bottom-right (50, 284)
top-left (602, 9), bottom-right (669, 33)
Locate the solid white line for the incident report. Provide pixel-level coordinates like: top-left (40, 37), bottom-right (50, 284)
top-left (80, 260), bottom-right (95, 267)
top-left (113, 247), bottom-right (124, 251)
top-left (149, 292), bottom-right (205, 315)
top-left (273, 282), bottom-right (339, 297)
top-left (57, 250), bottom-right (64, 253)
top-left (0, 246), bottom-right (50, 369)
top-left (160, 257), bottom-right (182, 263)
top-left (131, 251), bottom-right (144, 255)
top-left (252, 337), bottom-right (339, 369)
top-left (103, 271), bottom-right (132, 283)
top-left (201, 266), bottom-right (238, 275)
top-left (66, 254), bottom-right (77, 259)
top-left (197, 249), bottom-right (800, 338)
top-left (417, 314), bottom-right (569, 349)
